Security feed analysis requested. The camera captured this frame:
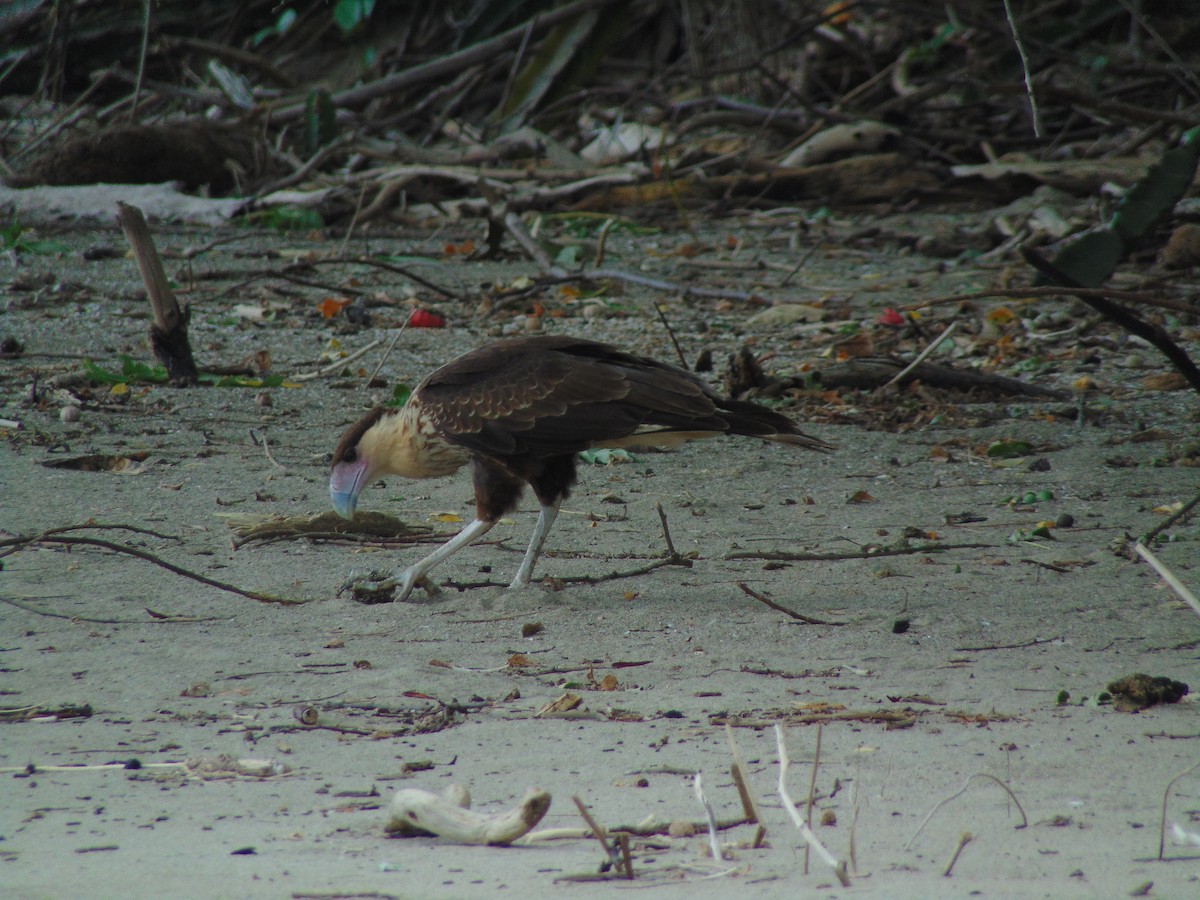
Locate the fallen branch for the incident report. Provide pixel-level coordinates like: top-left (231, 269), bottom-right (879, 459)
top-left (737, 582), bottom-right (847, 626)
top-left (3, 528), bottom-right (303, 605)
top-left (726, 541), bottom-right (991, 562)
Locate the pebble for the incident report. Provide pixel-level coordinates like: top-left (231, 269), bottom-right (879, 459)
top-left (60, 405), bottom-right (81, 423)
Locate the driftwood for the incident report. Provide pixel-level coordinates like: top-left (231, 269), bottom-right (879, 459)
top-left (385, 784), bottom-right (551, 845)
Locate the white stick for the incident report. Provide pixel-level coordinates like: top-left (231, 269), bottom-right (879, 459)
top-left (775, 723), bottom-right (851, 887)
top-left (693, 771), bottom-right (725, 861)
top-left (1135, 542), bottom-right (1200, 619)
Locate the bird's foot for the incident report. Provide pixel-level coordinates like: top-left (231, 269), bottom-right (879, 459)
top-left (338, 569), bottom-right (439, 604)
top-left (393, 568), bottom-right (441, 603)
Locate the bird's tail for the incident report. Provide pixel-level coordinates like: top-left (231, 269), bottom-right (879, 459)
top-left (718, 398), bottom-right (835, 452)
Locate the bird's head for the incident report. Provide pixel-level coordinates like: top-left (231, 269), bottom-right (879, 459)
top-left (329, 407), bottom-right (389, 520)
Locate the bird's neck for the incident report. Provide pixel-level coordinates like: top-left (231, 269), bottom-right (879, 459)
top-left (371, 403), bottom-right (469, 479)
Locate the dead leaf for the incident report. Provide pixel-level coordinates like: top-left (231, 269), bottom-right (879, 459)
top-left (536, 693), bottom-right (582, 717)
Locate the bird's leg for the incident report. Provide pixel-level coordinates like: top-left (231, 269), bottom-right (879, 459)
top-left (387, 518), bottom-right (495, 601)
top-left (509, 499), bottom-right (561, 589)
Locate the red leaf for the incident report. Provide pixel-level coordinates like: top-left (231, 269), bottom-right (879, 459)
top-left (408, 309), bottom-right (446, 328)
top-left (877, 307), bottom-right (905, 326)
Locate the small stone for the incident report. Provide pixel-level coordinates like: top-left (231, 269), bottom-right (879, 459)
top-left (668, 820), bottom-right (697, 838)
top-left (60, 405), bottom-right (81, 423)
top-left (255, 391), bottom-right (273, 408)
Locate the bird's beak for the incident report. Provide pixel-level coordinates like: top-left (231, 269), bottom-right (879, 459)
top-left (330, 458), bottom-right (369, 520)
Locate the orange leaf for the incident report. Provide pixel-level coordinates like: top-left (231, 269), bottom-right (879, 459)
top-left (317, 297), bottom-right (352, 318)
top-left (507, 653), bottom-right (533, 668)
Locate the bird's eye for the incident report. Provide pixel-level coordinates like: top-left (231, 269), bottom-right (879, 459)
top-left (343, 448), bottom-right (358, 463)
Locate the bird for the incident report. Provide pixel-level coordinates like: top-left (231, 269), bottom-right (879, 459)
top-left (330, 335), bottom-right (832, 601)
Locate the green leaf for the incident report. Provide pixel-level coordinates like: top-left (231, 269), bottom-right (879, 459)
top-left (206, 374), bottom-right (290, 389)
top-left (554, 244), bottom-right (582, 267)
top-left (388, 384), bottom-right (412, 408)
top-left (245, 206), bottom-right (324, 232)
top-left (986, 440), bottom-right (1033, 459)
top-left (84, 355), bottom-right (167, 385)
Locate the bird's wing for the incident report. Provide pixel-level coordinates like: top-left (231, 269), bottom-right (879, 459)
top-left (415, 337), bottom-right (723, 458)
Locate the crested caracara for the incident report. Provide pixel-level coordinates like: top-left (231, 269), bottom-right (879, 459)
top-left (330, 335), bottom-right (832, 600)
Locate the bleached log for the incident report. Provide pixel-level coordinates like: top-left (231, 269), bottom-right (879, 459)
top-left (385, 785), bottom-right (550, 845)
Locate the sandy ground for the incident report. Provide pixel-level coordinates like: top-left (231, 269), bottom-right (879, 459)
top-left (2, 214), bottom-right (1199, 899)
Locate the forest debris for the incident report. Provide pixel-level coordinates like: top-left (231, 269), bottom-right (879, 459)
top-left (385, 785), bottom-right (550, 845)
top-left (1107, 674), bottom-right (1189, 713)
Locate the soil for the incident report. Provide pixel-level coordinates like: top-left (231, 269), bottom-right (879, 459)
top-left (2, 209), bottom-right (1198, 899)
